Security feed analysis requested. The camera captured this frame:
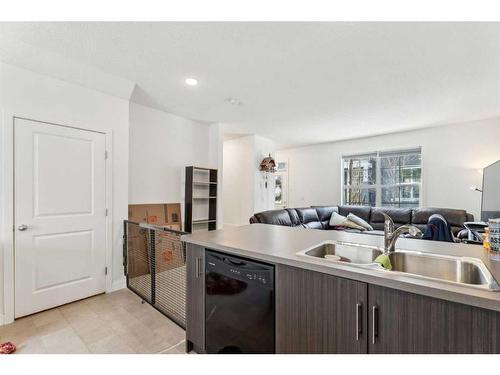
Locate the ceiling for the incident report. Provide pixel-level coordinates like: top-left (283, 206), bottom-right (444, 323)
top-left (0, 22), bottom-right (499, 148)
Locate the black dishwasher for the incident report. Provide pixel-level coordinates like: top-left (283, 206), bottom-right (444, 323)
top-left (205, 250), bottom-right (275, 354)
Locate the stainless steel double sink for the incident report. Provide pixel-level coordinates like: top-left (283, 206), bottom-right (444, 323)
top-left (296, 241), bottom-right (500, 291)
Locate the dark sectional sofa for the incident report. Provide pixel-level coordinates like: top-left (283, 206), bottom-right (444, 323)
top-left (249, 205), bottom-right (474, 237)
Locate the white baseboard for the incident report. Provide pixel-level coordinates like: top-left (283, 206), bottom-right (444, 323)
top-left (0, 313), bottom-right (11, 326)
top-left (109, 277), bottom-right (126, 292)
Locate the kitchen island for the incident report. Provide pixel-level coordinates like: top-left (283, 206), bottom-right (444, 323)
top-left (182, 224), bottom-right (500, 354)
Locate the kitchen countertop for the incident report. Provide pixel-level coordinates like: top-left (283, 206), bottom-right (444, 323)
top-left (182, 224), bottom-right (500, 312)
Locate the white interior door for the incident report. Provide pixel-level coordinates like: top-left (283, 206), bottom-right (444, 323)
top-left (14, 118), bottom-right (107, 318)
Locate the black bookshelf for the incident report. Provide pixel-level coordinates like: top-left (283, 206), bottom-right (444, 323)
top-left (184, 166), bottom-right (218, 233)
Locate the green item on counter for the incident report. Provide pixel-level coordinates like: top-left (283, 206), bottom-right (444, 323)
top-left (374, 254), bottom-right (392, 270)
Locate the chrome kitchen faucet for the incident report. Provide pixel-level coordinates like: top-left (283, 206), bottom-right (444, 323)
top-left (382, 212), bottom-right (423, 254)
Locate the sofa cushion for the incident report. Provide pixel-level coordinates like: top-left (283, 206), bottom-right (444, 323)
top-left (371, 222), bottom-right (408, 231)
top-left (252, 209), bottom-right (292, 226)
top-left (285, 208), bottom-right (301, 226)
top-left (412, 208), bottom-right (467, 228)
top-left (372, 207), bottom-right (412, 224)
top-left (312, 206), bottom-right (338, 221)
top-left (337, 205), bottom-right (371, 222)
top-left (312, 206), bottom-right (339, 229)
top-left (301, 221), bottom-right (324, 229)
top-left (293, 207), bottom-right (321, 230)
top-left (296, 208), bottom-right (320, 223)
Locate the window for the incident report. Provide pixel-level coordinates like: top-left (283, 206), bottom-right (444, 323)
top-left (342, 148), bottom-right (421, 208)
top-left (342, 154), bottom-right (377, 206)
top-left (274, 160), bottom-right (288, 208)
top-left (275, 175), bottom-right (283, 204)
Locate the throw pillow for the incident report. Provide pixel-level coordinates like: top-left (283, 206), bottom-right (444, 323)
top-left (347, 213), bottom-right (374, 231)
top-left (329, 212), bottom-right (366, 231)
top-left (342, 220), bottom-right (366, 231)
top-left (329, 211), bottom-right (348, 226)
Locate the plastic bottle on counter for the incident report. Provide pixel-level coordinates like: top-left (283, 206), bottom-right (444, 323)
top-left (488, 218), bottom-right (500, 261)
top-left (483, 227), bottom-right (490, 251)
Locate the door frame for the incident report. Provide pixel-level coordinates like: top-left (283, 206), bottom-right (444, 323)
top-left (1, 109), bottom-right (114, 325)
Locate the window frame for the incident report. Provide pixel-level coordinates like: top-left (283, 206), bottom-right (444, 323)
top-left (341, 148), bottom-right (422, 208)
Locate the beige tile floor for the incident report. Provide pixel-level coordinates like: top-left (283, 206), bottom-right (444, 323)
top-left (0, 289), bottom-right (187, 354)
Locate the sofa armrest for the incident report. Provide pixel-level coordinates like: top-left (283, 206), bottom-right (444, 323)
top-left (249, 216), bottom-right (259, 224)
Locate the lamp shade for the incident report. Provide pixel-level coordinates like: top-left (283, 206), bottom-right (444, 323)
top-left (259, 154), bottom-right (277, 173)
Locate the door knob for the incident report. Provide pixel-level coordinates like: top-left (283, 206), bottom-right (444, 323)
top-left (17, 224), bottom-right (28, 231)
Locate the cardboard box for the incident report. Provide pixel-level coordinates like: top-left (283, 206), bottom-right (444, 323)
top-left (127, 203), bottom-right (184, 278)
top-left (128, 203), bottom-right (182, 230)
top-left (145, 204), bottom-right (167, 225)
top-left (166, 203), bottom-right (182, 225)
top-left (126, 224), bottom-right (150, 278)
top-left (154, 231), bottom-right (185, 273)
top-left (128, 204), bottom-right (148, 223)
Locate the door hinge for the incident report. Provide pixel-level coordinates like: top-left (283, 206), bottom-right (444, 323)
top-left (105, 150), bottom-right (108, 159)
top-left (105, 266), bottom-right (108, 275)
top-left (105, 208), bottom-right (108, 216)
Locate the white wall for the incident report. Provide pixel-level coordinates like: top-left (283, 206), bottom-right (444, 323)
top-left (223, 135), bottom-right (276, 226)
top-left (0, 64), bottom-right (224, 322)
top-left (0, 62), bottom-right (130, 320)
top-left (128, 102), bottom-right (221, 228)
top-left (277, 117), bottom-right (500, 220)
top-left (208, 123), bottom-right (225, 229)
top-left (223, 136), bottom-right (255, 226)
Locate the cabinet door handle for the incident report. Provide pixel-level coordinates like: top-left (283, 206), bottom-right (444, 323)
top-left (372, 305), bottom-right (378, 345)
top-left (356, 303), bottom-right (362, 341)
top-left (196, 257), bottom-right (203, 278)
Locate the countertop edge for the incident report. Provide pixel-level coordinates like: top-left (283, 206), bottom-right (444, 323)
top-left (183, 236), bottom-right (500, 313)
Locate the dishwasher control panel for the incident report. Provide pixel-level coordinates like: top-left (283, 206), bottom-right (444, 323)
top-left (205, 251), bottom-right (274, 287)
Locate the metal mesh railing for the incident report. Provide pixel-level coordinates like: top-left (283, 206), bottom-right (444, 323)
top-left (124, 220), bottom-right (187, 328)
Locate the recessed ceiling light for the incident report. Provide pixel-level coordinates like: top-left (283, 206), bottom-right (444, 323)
top-left (185, 77), bottom-right (198, 86)
top-left (226, 97), bottom-right (243, 106)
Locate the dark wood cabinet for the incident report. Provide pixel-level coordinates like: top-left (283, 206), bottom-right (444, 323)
top-left (186, 243), bottom-right (205, 353)
top-left (276, 264), bottom-right (368, 353)
top-left (184, 246), bottom-right (500, 354)
top-left (368, 284), bottom-right (472, 353)
top-left (471, 306), bottom-right (500, 353)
